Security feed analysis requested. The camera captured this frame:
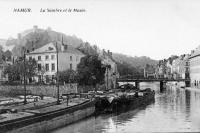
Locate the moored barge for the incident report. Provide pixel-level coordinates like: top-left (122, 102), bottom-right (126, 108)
top-left (0, 98), bottom-right (96, 133)
top-left (95, 85), bottom-right (155, 113)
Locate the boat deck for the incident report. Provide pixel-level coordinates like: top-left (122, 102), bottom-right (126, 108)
top-left (0, 98), bottom-right (89, 123)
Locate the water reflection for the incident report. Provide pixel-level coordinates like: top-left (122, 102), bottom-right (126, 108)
top-left (52, 83), bottom-right (200, 133)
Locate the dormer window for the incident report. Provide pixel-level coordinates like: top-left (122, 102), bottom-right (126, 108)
top-left (48, 47), bottom-right (54, 51)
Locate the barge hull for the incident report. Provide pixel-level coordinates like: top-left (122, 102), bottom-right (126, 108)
top-left (1, 100), bottom-right (95, 133)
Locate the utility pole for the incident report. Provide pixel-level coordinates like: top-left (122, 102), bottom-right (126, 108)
top-left (106, 65), bottom-right (109, 90)
top-left (23, 47), bottom-right (27, 104)
top-left (56, 42), bottom-right (60, 104)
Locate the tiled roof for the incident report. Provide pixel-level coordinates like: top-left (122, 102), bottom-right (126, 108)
top-left (61, 44), bottom-right (84, 55)
top-left (28, 42), bottom-right (84, 56)
top-left (29, 42), bottom-right (56, 54)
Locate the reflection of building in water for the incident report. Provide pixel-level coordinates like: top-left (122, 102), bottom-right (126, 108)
top-left (185, 90), bottom-right (191, 116)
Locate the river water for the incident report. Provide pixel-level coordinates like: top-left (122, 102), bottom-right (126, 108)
top-left (52, 82), bottom-right (200, 133)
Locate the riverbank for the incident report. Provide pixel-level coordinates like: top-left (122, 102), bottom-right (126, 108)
top-left (185, 87), bottom-right (200, 92)
top-left (0, 83), bottom-right (156, 133)
top-left (0, 97), bottom-right (96, 133)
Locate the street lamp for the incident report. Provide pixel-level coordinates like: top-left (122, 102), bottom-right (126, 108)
top-left (56, 42), bottom-right (60, 104)
top-left (23, 47), bottom-right (27, 104)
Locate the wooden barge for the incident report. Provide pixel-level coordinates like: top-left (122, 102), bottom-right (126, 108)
top-left (95, 87), bottom-right (155, 113)
top-left (0, 98), bottom-right (96, 133)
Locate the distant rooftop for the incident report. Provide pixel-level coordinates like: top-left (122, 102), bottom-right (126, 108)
top-left (28, 42), bottom-right (84, 55)
top-left (190, 46), bottom-right (200, 59)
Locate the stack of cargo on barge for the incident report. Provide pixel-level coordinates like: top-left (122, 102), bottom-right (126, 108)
top-left (95, 83), bottom-right (155, 113)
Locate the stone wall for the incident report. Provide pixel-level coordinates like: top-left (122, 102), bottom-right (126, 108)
top-left (0, 83), bottom-right (77, 97)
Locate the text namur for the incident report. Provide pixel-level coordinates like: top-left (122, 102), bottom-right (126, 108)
top-left (13, 8), bottom-right (31, 13)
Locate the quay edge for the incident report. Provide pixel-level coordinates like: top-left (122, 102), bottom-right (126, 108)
top-left (0, 99), bottom-right (96, 133)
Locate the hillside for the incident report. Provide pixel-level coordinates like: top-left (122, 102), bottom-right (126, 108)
top-left (113, 53), bottom-right (158, 68)
top-left (2, 26), bottom-right (157, 77)
top-left (0, 39), bottom-right (13, 51)
top-left (5, 26), bottom-right (83, 56)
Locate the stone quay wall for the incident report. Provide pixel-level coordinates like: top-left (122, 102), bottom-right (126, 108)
top-left (0, 83), bottom-right (78, 97)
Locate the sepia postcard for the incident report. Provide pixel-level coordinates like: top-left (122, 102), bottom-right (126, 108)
top-left (0, 0), bottom-right (200, 133)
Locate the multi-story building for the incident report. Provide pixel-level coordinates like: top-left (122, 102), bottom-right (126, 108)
top-left (156, 60), bottom-right (167, 78)
top-left (144, 64), bottom-right (156, 78)
top-left (99, 50), bottom-right (119, 89)
top-left (26, 42), bottom-right (85, 83)
top-left (189, 46), bottom-right (200, 87)
top-left (166, 60), bottom-right (173, 79)
top-left (172, 54), bottom-right (190, 79)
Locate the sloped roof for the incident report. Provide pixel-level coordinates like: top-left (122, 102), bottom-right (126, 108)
top-left (28, 42), bottom-right (84, 56)
top-left (29, 42), bottom-right (56, 54)
top-left (190, 46), bottom-right (200, 59)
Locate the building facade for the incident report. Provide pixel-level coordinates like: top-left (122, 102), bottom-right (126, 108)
top-left (189, 47), bottom-right (200, 87)
top-left (99, 50), bottom-right (119, 89)
top-left (171, 54), bottom-right (189, 79)
top-left (26, 42), bottom-right (84, 83)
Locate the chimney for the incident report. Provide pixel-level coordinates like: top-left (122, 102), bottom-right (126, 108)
top-left (17, 33), bottom-right (21, 40)
top-left (110, 52), bottom-right (112, 57)
top-left (107, 50), bottom-right (112, 57)
top-left (103, 49), bottom-right (105, 55)
top-left (33, 25), bottom-right (38, 32)
top-left (47, 27), bottom-right (52, 31)
top-left (32, 47), bottom-right (35, 51)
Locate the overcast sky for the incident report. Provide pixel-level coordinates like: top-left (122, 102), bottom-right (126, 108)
top-left (0, 0), bottom-right (200, 60)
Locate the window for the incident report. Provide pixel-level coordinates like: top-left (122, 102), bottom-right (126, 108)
top-left (45, 55), bottom-right (49, 60)
top-left (64, 45), bottom-right (68, 50)
top-left (52, 63), bottom-right (55, 71)
top-left (38, 64), bottom-right (41, 71)
top-left (45, 64), bottom-right (49, 71)
top-left (70, 63), bottom-right (72, 70)
top-left (70, 56), bottom-right (72, 61)
top-left (38, 75), bottom-right (42, 82)
top-left (38, 56), bottom-right (41, 61)
top-left (48, 47), bottom-right (54, 51)
top-left (52, 75), bottom-right (55, 80)
top-left (51, 55), bottom-right (55, 60)
top-left (76, 56), bottom-right (79, 62)
top-left (46, 75), bottom-right (50, 83)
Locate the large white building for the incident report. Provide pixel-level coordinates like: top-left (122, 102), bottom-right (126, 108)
top-left (26, 42), bottom-right (85, 83)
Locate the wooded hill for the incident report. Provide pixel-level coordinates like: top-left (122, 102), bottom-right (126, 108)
top-left (2, 27), bottom-right (157, 76)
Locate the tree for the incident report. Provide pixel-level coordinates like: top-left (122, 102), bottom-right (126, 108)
top-left (116, 61), bottom-right (142, 78)
top-left (77, 55), bottom-right (106, 86)
top-left (4, 58), bottom-right (37, 83)
top-left (37, 65), bottom-right (46, 83)
top-left (57, 69), bottom-right (78, 84)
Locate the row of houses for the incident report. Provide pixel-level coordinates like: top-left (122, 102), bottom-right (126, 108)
top-left (156, 45), bottom-right (200, 88)
top-left (156, 55), bottom-right (190, 79)
top-left (0, 40), bottom-right (119, 89)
